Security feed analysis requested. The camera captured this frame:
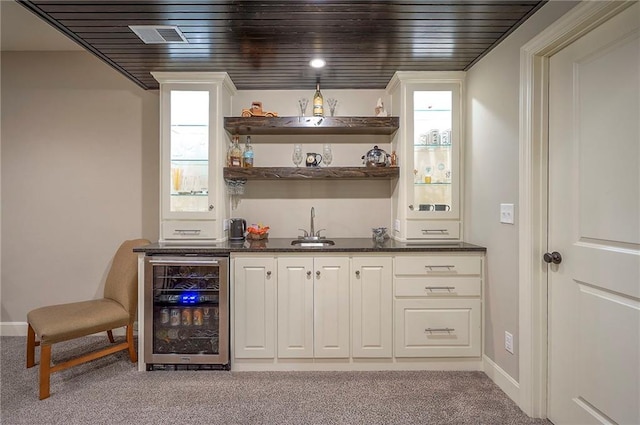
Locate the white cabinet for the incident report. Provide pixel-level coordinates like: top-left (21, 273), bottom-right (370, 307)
top-left (153, 72), bottom-right (236, 242)
top-left (393, 253), bottom-right (483, 357)
top-left (351, 256), bottom-right (393, 358)
top-left (233, 256), bottom-right (276, 358)
top-left (386, 72), bottom-right (464, 241)
top-left (231, 251), bottom-right (484, 370)
top-left (277, 256), bottom-right (350, 358)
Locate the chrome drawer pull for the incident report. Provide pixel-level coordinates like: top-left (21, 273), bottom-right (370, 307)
top-left (425, 328), bottom-right (455, 334)
top-left (421, 229), bottom-right (449, 234)
top-left (149, 259), bottom-right (219, 265)
top-left (424, 265), bottom-right (455, 271)
top-left (174, 229), bottom-right (202, 235)
top-left (424, 286), bottom-right (455, 291)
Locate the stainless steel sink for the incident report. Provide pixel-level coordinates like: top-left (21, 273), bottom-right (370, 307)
top-left (291, 239), bottom-right (335, 247)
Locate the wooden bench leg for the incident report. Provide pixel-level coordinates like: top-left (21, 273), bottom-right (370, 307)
top-left (39, 344), bottom-right (52, 400)
top-left (27, 324), bottom-right (36, 368)
top-left (107, 330), bottom-right (115, 343)
top-left (126, 324), bottom-right (137, 363)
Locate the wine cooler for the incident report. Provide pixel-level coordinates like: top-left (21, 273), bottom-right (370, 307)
top-left (144, 255), bottom-right (229, 370)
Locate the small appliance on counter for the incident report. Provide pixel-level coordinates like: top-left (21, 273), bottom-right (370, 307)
top-left (229, 218), bottom-right (246, 240)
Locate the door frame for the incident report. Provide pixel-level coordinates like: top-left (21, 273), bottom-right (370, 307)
top-left (517, 0), bottom-right (635, 417)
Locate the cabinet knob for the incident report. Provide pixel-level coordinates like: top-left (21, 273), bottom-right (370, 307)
top-left (316, 270), bottom-right (321, 278)
top-left (409, 204), bottom-right (414, 211)
top-left (307, 270), bottom-right (312, 277)
top-left (266, 271), bottom-right (272, 277)
top-left (208, 205), bottom-right (214, 211)
top-left (355, 270), bottom-right (360, 277)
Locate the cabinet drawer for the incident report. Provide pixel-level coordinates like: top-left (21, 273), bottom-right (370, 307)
top-left (162, 220), bottom-right (216, 240)
top-left (394, 299), bottom-right (481, 357)
top-left (394, 255), bottom-right (482, 276)
top-left (395, 277), bottom-right (481, 297)
top-left (406, 221), bottom-right (460, 240)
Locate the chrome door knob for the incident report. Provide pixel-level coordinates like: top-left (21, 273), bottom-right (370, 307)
top-left (543, 251), bottom-right (562, 264)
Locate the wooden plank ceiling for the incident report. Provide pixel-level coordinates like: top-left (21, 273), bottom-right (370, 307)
top-left (19, 0), bottom-right (545, 90)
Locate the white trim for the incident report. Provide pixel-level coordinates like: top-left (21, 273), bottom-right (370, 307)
top-left (483, 354), bottom-right (520, 404)
top-left (0, 322), bottom-right (138, 337)
top-left (0, 322), bottom-right (28, 336)
top-left (518, 0), bottom-right (635, 418)
top-left (232, 358), bottom-right (484, 372)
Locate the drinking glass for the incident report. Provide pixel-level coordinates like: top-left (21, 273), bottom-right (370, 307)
top-left (292, 144), bottom-right (303, 166)
top-left (322, 144), bottom-right (333, 166)
top-left (327, 98), bottom-right (338, 117)
top-left (298, 98), bottom-right (308, 116)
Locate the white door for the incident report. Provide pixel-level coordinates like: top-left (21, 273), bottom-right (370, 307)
top-left (351, 257), bottom-right (393, 358)
top-left (233, 257), bottom-right (276, 358)
top-left (277, 257), bottom-right (314, 358)
top-left (314, 256), bottom-right (350, 358)
top-left (547, 3), bottom-right (639, 424)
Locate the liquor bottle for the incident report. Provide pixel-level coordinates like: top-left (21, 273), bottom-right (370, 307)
top-left (313, 81), bottom-right (324, 117)
top-left (229, 135), bottom-right (242, 167)
top-left (243, 136), bottom-right (254, 167)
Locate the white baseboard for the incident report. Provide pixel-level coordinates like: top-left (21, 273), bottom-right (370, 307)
top-left (483, 354), bottom-right (520, 405)
top-left (0, 322), bottom-right (28, 336)
top-left (0, 322), bottom-right (138, 337)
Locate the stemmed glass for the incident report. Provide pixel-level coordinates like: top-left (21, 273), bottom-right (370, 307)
top-left (327, 98), bottom-right (338, 117)
top-left (322, 144), bottom-right (333, 166)
top-left (298, 98), bottom-right (308, 116)
top-left (292, 144), bottom-right (303, 166)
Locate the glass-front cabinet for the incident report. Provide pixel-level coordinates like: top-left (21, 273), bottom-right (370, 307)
top-left (169, 90), bottom-right (210, 214)
top-left (387, 72), bottom-right (464, 241)
top-left (153, 72), bottom-right (236, 242)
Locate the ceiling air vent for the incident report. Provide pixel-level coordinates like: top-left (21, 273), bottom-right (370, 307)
top-left (129, 25), bottom-right (188, 44)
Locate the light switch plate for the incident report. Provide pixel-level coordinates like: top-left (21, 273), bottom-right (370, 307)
top-left (500, 203), bottom-right (515, 224)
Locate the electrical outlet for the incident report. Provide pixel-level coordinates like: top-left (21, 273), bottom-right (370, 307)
top-left (223, 219), bottom-right (230, 231)
top-left (505, 331), bottom-right (514, 354)
top-left (393, 219), bottom-right (400, 232)
top-left (500, 203), bottom-right (515, 224)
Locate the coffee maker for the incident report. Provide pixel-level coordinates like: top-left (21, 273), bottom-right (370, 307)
top-left (229, 218), bottom-right (247, 240)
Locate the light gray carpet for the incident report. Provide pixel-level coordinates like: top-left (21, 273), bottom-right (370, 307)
top-left (1, 336), bottom-right (550, 424)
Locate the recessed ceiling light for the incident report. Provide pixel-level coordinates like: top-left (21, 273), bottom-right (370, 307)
top-left (309, 58), bottom-right (326, 68)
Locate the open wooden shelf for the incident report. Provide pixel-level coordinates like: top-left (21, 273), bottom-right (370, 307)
top-left (223, 116), bottom-right (399, 136)
top-left (223, 166), bottom-right (399, 180)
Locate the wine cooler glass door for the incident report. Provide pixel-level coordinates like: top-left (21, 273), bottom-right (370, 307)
top-left (144, 256), bottom-right (229, 365)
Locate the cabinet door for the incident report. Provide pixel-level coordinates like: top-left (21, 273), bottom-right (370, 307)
top-left (351, 257), bottom-right (393, 358)
top-left (314, 256), bottom-right (350, 358)
top-left (160, 83), bottom-right (217, 222)
top-left (405, 83), bottom-right (461, 221)
top-left (277, 257), bottom-right (314, 358)
top-left (233, 257), bottom-right (276, 358)
top-left (394, 299), bottom-right (481, 358)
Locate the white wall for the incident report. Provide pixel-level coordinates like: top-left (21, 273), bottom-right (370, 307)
top-left (230, 90), bottom-right (394, 238)
top-left (0, 51), bottom-right (159, 327)
top-left (464, 0), bottom-right (578, 380)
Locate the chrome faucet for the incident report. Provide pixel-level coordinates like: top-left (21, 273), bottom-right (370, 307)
top-left (310, 207), bottom-right (315, 237)
top-left (298, 207), bottom-right (325, 239)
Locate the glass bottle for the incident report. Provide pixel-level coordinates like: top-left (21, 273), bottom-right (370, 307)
top-left (229, 135), bottom-right (242, 167)
top-left (243, 136), bottom-right (254, 168)
top-left (313, 82), bottom-right (324, 117)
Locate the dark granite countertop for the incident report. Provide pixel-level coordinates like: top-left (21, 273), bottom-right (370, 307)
top-left (134, 238), bottom-right (486, 255)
